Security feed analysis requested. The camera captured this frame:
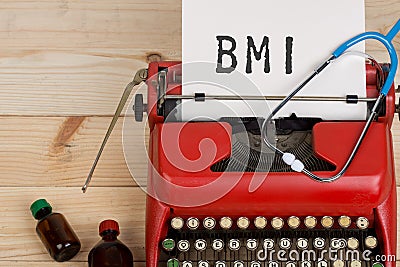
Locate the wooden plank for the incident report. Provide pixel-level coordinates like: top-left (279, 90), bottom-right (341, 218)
top-left (0, 187), bottom-right (146, 262)
top-left (0, 262), bottom-right (145, 267)
top-left (0, 0), bottom-right (398, 116)
top-left (0, 187), bottom-right (399, 262)
top-left (0, 116), bottom-right (400, 187)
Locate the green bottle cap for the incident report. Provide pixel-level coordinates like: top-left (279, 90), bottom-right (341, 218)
top-left (372, 263), bottom-right (384, 267)
top-left (30, 199), bottom-right (52, 219)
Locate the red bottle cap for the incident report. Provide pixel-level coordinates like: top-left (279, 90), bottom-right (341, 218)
top-left (99, 220), bottom-right (120, 236)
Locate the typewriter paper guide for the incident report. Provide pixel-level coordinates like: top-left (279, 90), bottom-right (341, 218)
top-left (181, 0), bottom-right (366, 121)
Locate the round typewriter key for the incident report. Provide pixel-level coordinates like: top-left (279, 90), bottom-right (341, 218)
top-left (333, 260), bottom-right (345, 267)
top-left (219, 216), bottom-right (233, 229)
top-left (297, 238), bottom-right (309, 250)
top-left (287, 216), bottom-right (300, 229)
top-left (237, 217), bottom-right (250, 229)
top-left (198, 260), bottom-right (209, 267)
top-left (212, 239), bottom-right (224, 251)
top-left (365, 236), bottom-right (378, 249)
top-left (234, 260), bottom-right (245, 267)
top-left (251, 261), bottom-right (261, 267)
top-left (194, 239), bottom-right (207, 251)
top-left (263, 238), bottom-right (274, 249)
top-left (246, 239), bottom-right (258, 250)
top-left (203, 217), bottom-right (216, 230)
top-left (301, 261), bottom-right (312, 267)
top-left (254, 216), bottom-right (267, 229)
top-left (372, 263), bottom-right (384, 267)
top-left (317, 260), bottom-right (328, 267)
top-left (356, 217), bottom-right (369, 229)
top-left (228, 239), bottom-right (241, 251)
top-left (279, 238), bottom-right (291, 249)
top-left (167, 258), bottom-right (179, 267)
top-left (286, 261), bottom-right (296, 267)
top-left (321, 216), bottom-right (334, 229)
top-left (331, 238), bottom-right (347, 249)
top-left (304, 216), bottom-right (317, 229)
top-left (171, 217), bottom-right (184, 230)
top-left (162, 239), bottom-right (175, 251)
top-left (268, 261), bottom-right (279, 267)
top-left (186, 217), bottom-right (200, 230)
top-left (215, 261), bottom-right (226, 267)
top-left (350, 260), bottom-right (362, 267)
top-left (338, 215), bottom-right (351, 228)
top-left (313, 237), bottom-right (325, 249)
top-left (183, 261), bottom-right (193, 267)
top-left (271, 217), bottom-right (284, 230)
top-left (177, 240), bottom-right (190, 252)
top-left (347, 237), bottom-right (359, 250)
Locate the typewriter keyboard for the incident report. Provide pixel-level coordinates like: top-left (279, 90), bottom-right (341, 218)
top-left (160, 216), bottom-right (383, 267)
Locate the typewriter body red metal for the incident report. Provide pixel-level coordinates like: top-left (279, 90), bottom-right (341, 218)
top-left (143, 61), bottom-right (397, 267)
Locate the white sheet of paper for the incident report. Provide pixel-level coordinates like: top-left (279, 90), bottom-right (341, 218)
top-left (181, 0), bottom-right (366, 121)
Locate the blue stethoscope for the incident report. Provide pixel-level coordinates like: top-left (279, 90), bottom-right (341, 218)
top-left (262, 19), bottom-right (400, 183)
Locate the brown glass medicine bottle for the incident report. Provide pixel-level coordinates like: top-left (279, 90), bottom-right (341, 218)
top-left (30, 199), bottom-right (81, 262)
top-left (88, 219), bottom-right (134, 267)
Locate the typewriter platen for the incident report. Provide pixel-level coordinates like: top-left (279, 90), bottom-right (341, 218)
top-left (139, 61), bottom-right (397, 267)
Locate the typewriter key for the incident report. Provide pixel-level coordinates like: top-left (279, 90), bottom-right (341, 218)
top-left (194, 239), bottom-right (207, 251)
top-left (350, 260), bottom-right (362, 267)
top-left (215, 261), bottom-right (226, 267)
top-left (286, 261), bottom-right (296, 267)
top-left (254, 216), bottom-right (267, 229)
top-left (347, 237), bottom-right (359, 250)
top-left (186, 217), bottom-right (200, 230)
top-left (198, 260), bottom-right (209, 267)
top-left (301, 261), bottom-right (312, 267)
top-left (162, 239), bottom-right (175, 251)
top-left (263, 238), bottom-right (274, 249)
top-left (229, 239), bottom-right (241, 251)
top-left (331, 238), bottom-right (347, 249)
top-left (167, 258), bottom-right (179, 267)
top-left (171, 217), bottom-right (184, 230)
top-left (268, 261), bottom-right (279, 267)
top-left (365, 236), bottom-right (378, 249)
top-left (279, 238), bottom-right (291, 249)
top-left (212, 239), bottom-right (224, 251)
top-left (287, 216), bottom-right (300, 229)
top-left (237, 217), bottom-right (250, 229)
top-left (317, 260), bottom-right (328, 267)
top-left (333, 260), bottom-right (345, 267)
top-left (234, 260), bottom-right (245, 267)
top-left (313, 237), bottom-right (325, 249)
top-left (304, 216), bottom-right (317, 229)
top-left (271, 217), bottom-right (284, 230)
top-left (183, 261), bottom-right (193, 267)
top-left (297, 238), bottom-right (309, 249)
top-left (356, 217), bottom-right (369, 229)
top-left (338, 215), bottom-right (351, 228)
top-left (203, 217), bottom-right (216, 230)
top-left (246, 239), bottom-right (258, 250)
top-left (177, 240), bottom-right (190, 252)
top-left (219, 217), bottom-right (233, 229)
top-left (251, 261), bottom-right (261, 267)
top-left (321, 216), bottom-right (334, 228)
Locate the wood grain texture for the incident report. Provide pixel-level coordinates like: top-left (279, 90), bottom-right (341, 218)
top-left (0, 116), bottom-right (399, 187)
top-left (0, 0), bottom-right (397, 116)
top-left (0, 187), bottom-right (398, 263)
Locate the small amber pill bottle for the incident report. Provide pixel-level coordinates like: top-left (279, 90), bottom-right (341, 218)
top-left (30, 199), bottom-right (81, 262)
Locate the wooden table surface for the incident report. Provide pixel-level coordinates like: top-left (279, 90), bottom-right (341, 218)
top-left (0, 0), bottom-right (399, 266)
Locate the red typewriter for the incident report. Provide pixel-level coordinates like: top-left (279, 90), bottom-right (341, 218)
top-left (137, 61), bottom-right (397, 267)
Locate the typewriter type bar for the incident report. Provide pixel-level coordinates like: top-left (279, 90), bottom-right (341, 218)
top-left (144, 62), bottom-right (397, 267)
